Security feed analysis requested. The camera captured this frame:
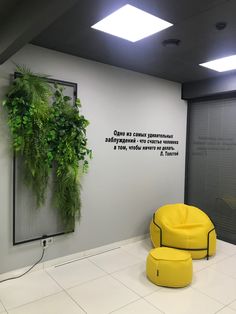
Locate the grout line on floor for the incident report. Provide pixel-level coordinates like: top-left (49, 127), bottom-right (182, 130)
top-left (63, 288), bottom-right (87, 314)
top-left (108, 298), bottom-right (144, 313)
top-left (46, 270), bottom-right (88, 313)
top-left (89, 257), bottom-right (143, 276)
top-left (109, 271), bottom-right (145, 298)
top-left (191, 284), bottom-right (230, 306)
top-left (111, 260), bottom-right (145, 275)
top-left (197, 264), bottom-right (236, 281)
top-left (45, 270), bottom-right (68, 290)
top-left (211, 268), bottom-right (236, 281)
top-left (119, 247), bottom-right (150, 261)
top-left (47, 268), bottom-right (108, 291)
top-left (0, 299), bottom-right (7, 313)
top-left (142, 293), bottom-right (165, 313)
top-left (192, 255), bottom-right (229, 273)
top-left (4, 290), bottom-right (63, 313)
top-left (47, 267), bottom-right (97, 291)
top-left (228, 298), bottom-right (236, 308)
top-left (214, 304), bottom-right (233, 313)
top-left (82, 256), bottom-right (112, 276)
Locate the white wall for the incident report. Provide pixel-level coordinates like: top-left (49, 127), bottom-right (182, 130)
top-left (0, 44), bottom-right (187, 273)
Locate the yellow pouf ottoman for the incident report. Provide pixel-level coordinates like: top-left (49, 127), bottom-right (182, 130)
top-left (146, 247), bottom-right (193, 288)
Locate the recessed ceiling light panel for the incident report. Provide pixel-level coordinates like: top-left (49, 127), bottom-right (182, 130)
top-left (200, 55), bottom-right (236, 72)
top-left (91, 4), bottom-right (173, 42)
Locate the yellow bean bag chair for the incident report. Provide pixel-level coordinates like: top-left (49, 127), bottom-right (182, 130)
top-left (146, 247), bottom-right (192, 287)
top-left (150, 203), bottom-right (216, 259)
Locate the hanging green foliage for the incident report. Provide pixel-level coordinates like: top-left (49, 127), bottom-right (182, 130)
top-left (3, 65), bottom-right (91, 229)
top-left (50, 85), bottom-right (92, 230)
top-left (3, 65), bottom-right (52, 206)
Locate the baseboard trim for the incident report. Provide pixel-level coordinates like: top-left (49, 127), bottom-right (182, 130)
top-left (44, 233), bottom-right (148, 268)
top-left (0, 234), bottom-right (148, 281)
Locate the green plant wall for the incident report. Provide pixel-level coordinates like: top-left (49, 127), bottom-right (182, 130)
top-left (3, 65), bottom-right (92, 230)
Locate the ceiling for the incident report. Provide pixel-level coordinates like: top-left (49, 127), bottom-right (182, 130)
top-left (1, 0), bottom-right (236, 83)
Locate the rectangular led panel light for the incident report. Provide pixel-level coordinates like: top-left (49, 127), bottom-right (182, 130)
top-left (200, 55), bottom-right (236, 72)
top-left (91, 4), bottom-right (173, 42)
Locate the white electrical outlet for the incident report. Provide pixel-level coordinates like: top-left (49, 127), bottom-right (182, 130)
top-left (41, 237), bottom-right (53, 248)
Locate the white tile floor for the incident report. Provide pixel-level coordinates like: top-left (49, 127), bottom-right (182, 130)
top-left (0, 239), bottom-right (235, 314)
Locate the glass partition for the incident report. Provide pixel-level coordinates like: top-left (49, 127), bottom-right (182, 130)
top-left (186, 97), bottom-right (236, 244)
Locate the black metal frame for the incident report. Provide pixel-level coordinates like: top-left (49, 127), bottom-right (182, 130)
top-left (13, 73), bottom-right (77, 245)
top-left (184, 102), bottom-right (191, 204)
top-left (152, 213), bottom-right (215, 260)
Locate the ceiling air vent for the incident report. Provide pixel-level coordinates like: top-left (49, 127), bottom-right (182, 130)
top-left (162, 39), bottom-right (181, 47)
top-left (215, 22), bottom-right (227, 30)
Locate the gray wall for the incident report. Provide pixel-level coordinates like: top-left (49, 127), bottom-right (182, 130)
top-left (0, 44), bottom-right (187, 273)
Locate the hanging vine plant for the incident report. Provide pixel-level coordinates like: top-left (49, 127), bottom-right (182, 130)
top-left (3, 65), bottom-right (52, 206)
top-left (50, 85), bottom-right (92, 230)
top-left (3, 65), bottom-right (91, 230)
